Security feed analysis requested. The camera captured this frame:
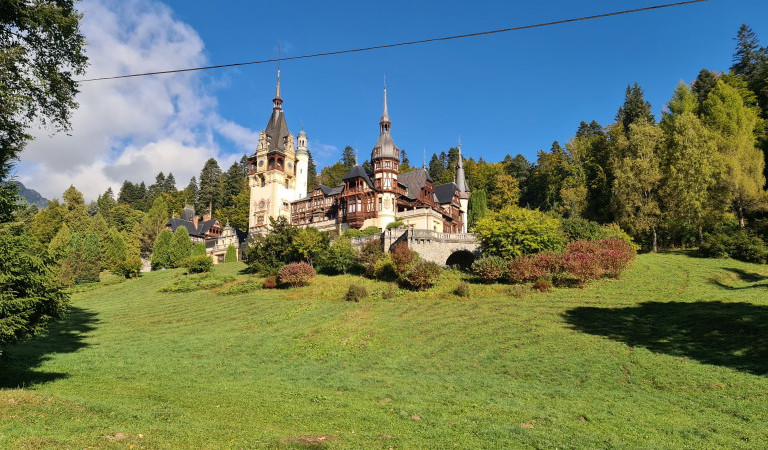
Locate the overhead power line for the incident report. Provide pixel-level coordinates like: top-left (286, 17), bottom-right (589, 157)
top-left (77, 0), bottom-right (708, 83)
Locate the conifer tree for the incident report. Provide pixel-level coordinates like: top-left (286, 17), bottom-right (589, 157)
top-left (48, 223), bottom-right (72, 260)
top-left (59, 233), bottom-right (101, 285)
top-left (164, 173), bottom-right (177, 192)
top-left (62, 185), bottom-right (89, 232)
top-left (467, 189), bottom-right (489, 229)
top-left (192, 242), bottom-right (207, 257)
top-left (224, 245), bottom-right (237, 263)
top-left (616, 83), bottom-right (655, 135)
top-left (151, 229), bottom-right (174, 270)
top-left (170, 226), bottom-right (193, 268)
top-left (198, 158), bottom-right (223, 213)
top-left (96, 187), bottom-right (117, 218)
top-left (216, 179), bottom-right (249, 232)
top-left (221, 161), bottom-right (244, 208)
top-left (103, 228), bottom-right (127, 273)
top-left (341, 146), bottom-right (357, 169)
top-left (428, 153), bottom-right (446, 182)
top-left (184, 177), bottom-right (199, 207)
top-left (138, 197), bottom-right (170, 256)
top-left (307, 150), bottom-right (318, 189)
top-left (691, 69), bottom-right (720, 110)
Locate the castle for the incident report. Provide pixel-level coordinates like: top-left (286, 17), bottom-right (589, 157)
top-left (246, 72), bottom-right (470, 236)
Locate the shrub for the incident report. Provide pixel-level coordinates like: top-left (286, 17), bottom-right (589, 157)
top-left (561, 217), bottom-right (603, 243)
top-left (533, 277), bottom-right (553, 292)
top-left (454, 282), bottom-right (471, 298)
top-left (358, 239), bottom-right (383, 277)
top-left (600, 223), bottom-right (639, 250)
top-left (115, 257), bottom-right (142, 278)
top-left (170, 226), bottom-right (193, 268)
top-left (263, 275), bottom-right (278, 289)
top-left (321, 238), bottom-right (358, 274)
top-left (191, 242), bottom-right (207, 257)
top-left (552, 272), bottom-right (582, 288)
top-left (391, 242), bottom-right (418, 275)
top-left (373, 254), bottom-right (398, 281)
top-left (361, 226), bottom-right (382, 237)
top-left (699, 229), bottom-right (768, 264)
top-left (385, 219), bottom-right (405, 230)
top-left (381, 282), bottom-right (399, 299)
top-left (472, 256), bottom-right (507, 283)
top-left (183, 255), bottom-right (212, 273)
top-left (473, 205), bottom-right (565, 259)
top-left (219, 280), bottom-right (262, 295)
top-left (596, 239), bottom-right (636, 278)
top-left (532, 252), bottom-right (563, 275)
top-left (345, 285), bottom-right (368, 302)
top-left (402, 260), bottom-right (441, 290)
top-left (562, 251), bottom-right (601, 286)
top-left (507, 256), bottom-right (538, 284)
top-left (151, 229), bottom-right (174, 270)
top-left (278, 262), bottom-right (316, 287)
top-left (224, 244), bottom-right (237, 263)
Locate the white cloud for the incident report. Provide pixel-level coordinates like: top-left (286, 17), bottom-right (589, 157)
top-left (16, 0), bottom-right (257, 200)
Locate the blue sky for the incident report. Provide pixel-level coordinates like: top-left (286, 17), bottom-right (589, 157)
top-left (17, 0), bottom-right (768, 199)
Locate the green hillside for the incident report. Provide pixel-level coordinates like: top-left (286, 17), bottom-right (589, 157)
top-left (1, 253), bottom-right (767, 448)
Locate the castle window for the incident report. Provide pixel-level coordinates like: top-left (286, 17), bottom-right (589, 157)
top-left (259, 200), bottom-right (265, 209)
top-left (261, 178), bottom-right (266, 187)
top-left (285, 180), bottom-right (289, 189)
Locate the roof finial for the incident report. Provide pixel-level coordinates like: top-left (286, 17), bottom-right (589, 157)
top-left (422, 148), bottom-right (427, 170)
top-left (273, 42), bottom-right (282, 108)
top-left (380, 75), bottom-right (390, 125)
top-left (355, 142), bottom-right (359, 166)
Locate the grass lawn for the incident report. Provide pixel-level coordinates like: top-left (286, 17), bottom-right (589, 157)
top-left (1, 252), bottom-right (767, 448)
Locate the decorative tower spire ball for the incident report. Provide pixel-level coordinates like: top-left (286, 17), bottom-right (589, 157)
top-left (273, 69), bottom-right (282, 110)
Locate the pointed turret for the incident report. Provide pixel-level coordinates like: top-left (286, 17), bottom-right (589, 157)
top-left (372, 83), bottom-right (398, 161)
top-left (264, 69), bottom-right (290, 153)
top-left (455, 138), bottom-right (469, 199)
top-left (273, 69), bottom-right (283, 110)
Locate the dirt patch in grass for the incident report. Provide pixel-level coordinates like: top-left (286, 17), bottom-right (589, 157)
top-left (282, 434), bottom-right (337, 447)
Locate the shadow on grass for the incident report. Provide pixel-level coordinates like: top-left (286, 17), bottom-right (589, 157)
top-left (708, 267), bottom-right (768, 290)
top-left (0, 306), bottom-right (99, 388)
top-left (564, 301), bottom-right (768, 375)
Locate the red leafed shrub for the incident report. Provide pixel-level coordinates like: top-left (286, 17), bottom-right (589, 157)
top-left (263, 275), bottom-right (278, 289)
top-left (402, 260), bottom-right (441, 290)
top-left (278, 262), bottom-right (316, 288)
top-left (533, 277), bottom-right (553, 293)
top-left (391, 242), bottom-right (418, 275)
top-left (562, 251), bottom-right (602, 285)
top-left (507, 256), bottom-right (540, 284)
top-left (531, 252), bottom-right (563, 275)
top-left (563, 238), bottom-right (635, 284)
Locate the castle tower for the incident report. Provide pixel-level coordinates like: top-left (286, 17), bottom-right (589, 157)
top-left (296, 125), bottom-right (309, 199)
top-left (371, 83), bottom-right (399, 229)
top-left (455, 138), bottom-right (471, 233)
top-left (247, 70), bottom-right (299, 233)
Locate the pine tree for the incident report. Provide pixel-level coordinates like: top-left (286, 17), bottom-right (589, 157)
top-left (138, 197), bottom-right (170, 256)
top-left (428, 153), bottom-right (446, 182)
top-left (400, 149), bottom-right (412, 172)
top-left (731, 24), bottom-right (766, 78)
top-left (103, 227), bottom-right (127, 273)
top-left (151, 229), bottom-right (174, 270)
top-left (318, 162), bottom-right (347, 187)
top-left (62, 185), bottom-right (89, 232)
top-left (239, 154), bottom-right (249, 178)
top-left (341, 145), bottom-right (357, 168)
top-left (184, 177), bottom-right (199, 207)
top-left (170, 226), bottom-right (193, 268)
top-left (224, 245), bottom-right (237, 263)
top-left (691, 69), bottom-right (720, 110)
top-left (307, 149), bottom-right (318, 189)
top-left (616, 83), bottom-right (655, 135)
top-left (48, 223), bottom-right (72, 260)
top-left (221, 162), bottom-right (244, 208)
top-left (467, 189), bottom-right (489, 229)
top-left (96, 187), bottom-right (117, 218)
top-left (198, 158), bottom-right (223, 213)
top-left (59, 233), bottom-right (101, 285)
top-left (216, 179), bottom-right (249, 232)
top-left (164, 173), bottom-right (177, 192)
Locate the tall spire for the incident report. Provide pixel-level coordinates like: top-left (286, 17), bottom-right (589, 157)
top-left (273, 43), bottom-right (282, 110)
top-left (455, 137), bottom-right (468, 195)
top-left (380, 76), bottom-right (390, 132)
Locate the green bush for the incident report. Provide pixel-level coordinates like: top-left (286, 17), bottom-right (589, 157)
top-left (699, 229), bottom-right (768, 264)
top-left (183, 255), bottom-right (212, 273)
top-left (361, 226), bottom-right (382, 237)
top-left (561, 217), bottom-right (603, 243)
top-left (600, 223), bottom-right (639, 251)
top-left (472, 256), bottom-right (507, 283)
top-left (345, 284), bottom-right (368, 302)
top-left (473, 206), bottom-right (565, 259)
top-left (159, 274), bottom-right (234, 293)
top-left (191, 242), bottom-right (207, 257)
top-left (381, 282), bottom-right (399, 299)
top-left (321, 238), bottom-right (358, 274)
top-left (219, 280), bottom-right (262, 295)
top-left (373, 254), bottom-right (398, 281)
top-left (391, 242), bottom-right (418, 275)
top-left (224, 244), bottom-right (237, 263)
top-left (385, 219), bottom-right (405, 230)
top-left (278, 262), bottom-right (316, 287)
top-left (402, 260), bottom-right (442, 291)
top-left (115, 257), bottom-right (142, 278)
top-left (454, 282), bottom-right (471, 298)
top-left (151, 229), bottom-right (174, 270)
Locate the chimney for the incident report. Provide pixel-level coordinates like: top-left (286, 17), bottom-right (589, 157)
top-left (203, 214), bottom-right (211, 221)
top-left (192, 216), bottom-right (199, 230)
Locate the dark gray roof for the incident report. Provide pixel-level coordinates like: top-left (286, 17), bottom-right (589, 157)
top-left (434, 182), bottom-right (458, 205)
top-left (167, 218), bottom-right (203, 237)
top-left (397, 169), bottom-right (432, 200)
top-left (341, 165), bottom-right (374, 188)
top-left (293, 184), bottom-right (343, 203)
top-left (198, 219), bottom-right (219, 235)
top-left (264, 108), bottom-right (290, 153)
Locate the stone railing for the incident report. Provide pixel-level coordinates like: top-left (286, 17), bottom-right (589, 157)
top-left (407, 229), bottom-right (477, 243)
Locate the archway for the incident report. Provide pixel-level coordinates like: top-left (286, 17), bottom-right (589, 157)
top-left (445, 250), bottom-right (475, 271)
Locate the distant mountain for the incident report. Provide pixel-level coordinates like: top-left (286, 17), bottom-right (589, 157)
top-left (11, 181), bottom-right (49, 208)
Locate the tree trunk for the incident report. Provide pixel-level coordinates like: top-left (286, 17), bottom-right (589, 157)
top-left (738, 205), bottom-right (745, 228)
top-left (698, 226), bottom-right (705, 247)
top-left (652, 227), bottom-right (658, 253)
